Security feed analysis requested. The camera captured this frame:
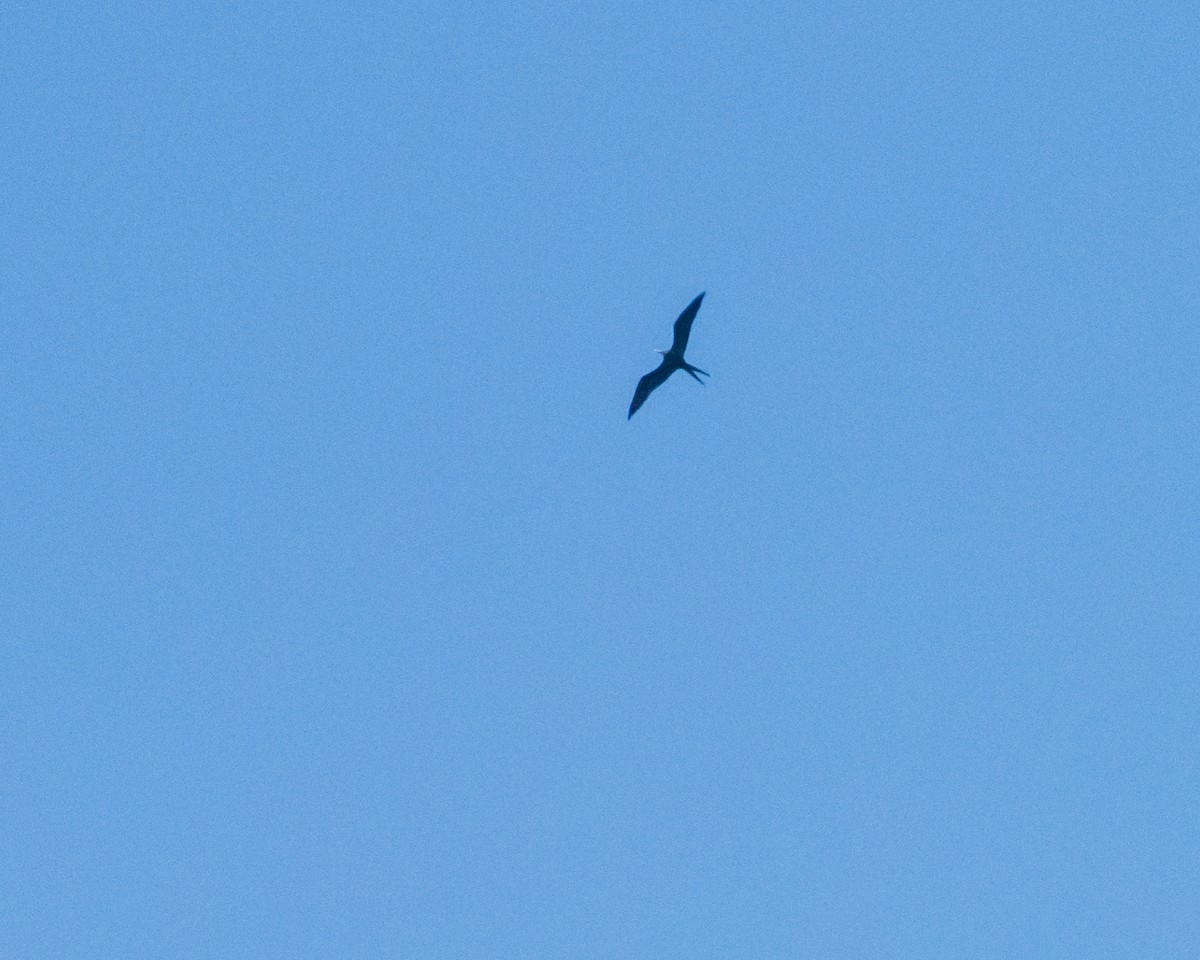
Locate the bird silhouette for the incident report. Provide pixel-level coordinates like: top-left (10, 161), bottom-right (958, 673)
top-left (628, 292), bottom-right (709, 419)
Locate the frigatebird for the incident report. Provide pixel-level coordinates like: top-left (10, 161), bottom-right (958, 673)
top-left (627, 292), bottom-right (709, 419)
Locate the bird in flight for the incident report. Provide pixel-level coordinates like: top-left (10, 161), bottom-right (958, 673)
top-left (627, 292), bottom-right (709, 419)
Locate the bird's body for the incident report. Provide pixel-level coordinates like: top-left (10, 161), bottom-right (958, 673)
top-left (628, 292), bottom-right (709, 418)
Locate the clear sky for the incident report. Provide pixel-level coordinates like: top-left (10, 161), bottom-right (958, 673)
top-left (4, 1), bottom-right (1198, 956)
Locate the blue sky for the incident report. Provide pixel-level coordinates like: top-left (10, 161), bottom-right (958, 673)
top-left (4, 1), bottom-right (1198, 956)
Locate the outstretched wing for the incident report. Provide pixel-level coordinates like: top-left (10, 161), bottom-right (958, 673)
top-left (669, 292), bottom-right (705, 355)
top-left (628, 361), bottom-right (674, 419)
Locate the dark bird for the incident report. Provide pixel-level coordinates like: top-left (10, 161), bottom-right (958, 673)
top-left (627, 292), bottom-right (709, 419)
